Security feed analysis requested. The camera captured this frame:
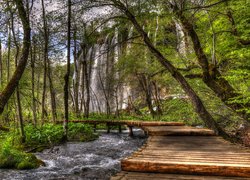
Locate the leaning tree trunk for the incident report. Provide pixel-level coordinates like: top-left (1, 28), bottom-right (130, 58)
top-left (111, 1), bottom-right (229, 138)
top-left (0, 0), bottom-right (31, 115)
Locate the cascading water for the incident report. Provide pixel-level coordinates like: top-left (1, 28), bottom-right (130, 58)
top-left (175, 21), bottom-right (187, 55)
top-left (76, 26), bottom-right (143, 114)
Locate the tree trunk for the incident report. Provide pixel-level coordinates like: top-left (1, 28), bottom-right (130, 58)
top-left (0, 0), bottom-right (31, 115)
top-left (7, 23), bottom-right (11, 83)
top-left (152, 81), bottom-right (163, 115)
top-left (47, 58), bottom-right (57, 123)
top-left (84, 47), bottom-right (91, 118)
top-left (137, 74), bottom-right (156, 117)
top-left (41, 0), bottom-right (57, 123)
top-left (112, 1), bottom-right (229, 138)
top-left (31, 37), bottom-right (37, 126)
top-left (73, 27), bottom-right (80, 117)
top-left (64, 0), bottom-right (71, 140)
top-left (0, 40), bottom-right (2, 87)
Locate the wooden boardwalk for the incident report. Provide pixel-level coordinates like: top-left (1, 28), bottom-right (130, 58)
top-left (112, 125), bottom-right (250, 179)
top-left (58, 120), bottom-right (184, 135)
top-left (64, 120), bottom-right (184, 127)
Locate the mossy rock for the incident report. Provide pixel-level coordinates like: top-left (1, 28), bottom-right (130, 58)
top-left (17, 161), bottom-right (37, 170)
top-left (0, 152), bottom-right (44, 170)
top-left (17, 155), bottom-right (45, 170)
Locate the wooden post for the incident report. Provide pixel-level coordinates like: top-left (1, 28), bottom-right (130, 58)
top-left (128, 126), bottom-right (133, 137)
top-left (107, 123), bottom-right (110, 133)
top-left (119, 125), bottom-right (122, 133)
top-left (93, 124), bottom-right (96, 132)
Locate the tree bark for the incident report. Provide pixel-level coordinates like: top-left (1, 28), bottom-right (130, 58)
top-left (73, 27), bottom-right (80, 117)
top-left (31, 37), bottom-right (37, 126)
top-left (0, 0), bottom-right (31, 114)
top-left (0, 40), bottom-right (2, 87)
top-left (41, 0), bottom-right (48, 123)
top-left (83, 46), bottom-right (91, 118)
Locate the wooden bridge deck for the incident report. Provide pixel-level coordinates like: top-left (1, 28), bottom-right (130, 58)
top-left (112, 125), bottom-right (250, 179)
top-left (64, 120), bottom-right (184, 127)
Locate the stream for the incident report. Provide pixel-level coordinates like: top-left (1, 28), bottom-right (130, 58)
top-left (0, 129), bottom-right (146, 180)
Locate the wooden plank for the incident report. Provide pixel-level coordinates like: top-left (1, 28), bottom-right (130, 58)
top-left (143, 126), bottom-right (215, 136)
top-left (125, 156), bottom-right (250, 164)
top-left (111, 171), bottom-right (249, 180)
top-left (121, 159), bottom-right (250, 177)
top-left (111, 123), bottom-right (250, 178)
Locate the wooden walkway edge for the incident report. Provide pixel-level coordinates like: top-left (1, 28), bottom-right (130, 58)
top-left (112, 125), bottom-right (250, 179)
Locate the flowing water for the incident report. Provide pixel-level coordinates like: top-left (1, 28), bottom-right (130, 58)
top-left (0, 129), bottom-right (146, 180)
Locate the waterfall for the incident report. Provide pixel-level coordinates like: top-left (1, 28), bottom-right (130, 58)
top-left (78, 28), bottom-right (136, 114)
top-left (154, 16), bottom-right (159, 46)
top-left (127, 26), bottom-right (133, 52)
top-left (175, 21), bottom-right (187, 55)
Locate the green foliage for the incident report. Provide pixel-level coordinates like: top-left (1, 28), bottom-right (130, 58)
top-left (25, 124), bottom-right (64, 145)
top-left (25, 123), bottom-right (98, 146)
top-left (161, 98), bottom-right (200, 125)
top-left (68, 123), bottom-right (98, 141)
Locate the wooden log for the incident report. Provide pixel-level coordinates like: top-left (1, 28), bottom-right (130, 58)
top-left (111, 171), bottom-right (248, 180)
top-left (143, 126), bottom-right (215, 136)
top-left (121, 159), bottom-right (250, 177)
